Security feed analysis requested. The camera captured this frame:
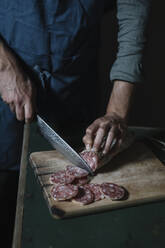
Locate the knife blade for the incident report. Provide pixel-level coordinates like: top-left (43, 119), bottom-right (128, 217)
top-left (37, 115), bottom-right (94, 175)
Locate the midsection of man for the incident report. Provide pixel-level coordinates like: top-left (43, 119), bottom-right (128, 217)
top-left (0, 0), bottom-right (108, 170)
top-left (0, 0), bottom-right (106, 121)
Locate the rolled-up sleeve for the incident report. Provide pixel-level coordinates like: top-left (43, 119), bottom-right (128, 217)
top-left (110, 0), bottom-right (151, 83)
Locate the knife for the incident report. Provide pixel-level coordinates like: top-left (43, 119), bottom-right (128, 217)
top-left (37, 115), bottom-right (94, 175)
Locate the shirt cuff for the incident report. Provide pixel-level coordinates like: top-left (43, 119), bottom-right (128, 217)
top-left (110, 54), bottom-right (143, 84)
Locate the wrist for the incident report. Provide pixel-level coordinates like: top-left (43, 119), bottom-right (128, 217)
top-left (0, 39), bottom-right (19, 72)
top-left (106, 80), bottom-right (135, 120)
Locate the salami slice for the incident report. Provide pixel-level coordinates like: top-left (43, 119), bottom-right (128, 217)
top-left (49, 170), bottom-right (66, 185)
top-left (49, 170), bottom-right (75, 185)
top-left (51, 184), bottom-right (79, 201)
top-left (66, 165), bottom-right (89, 179)
top-left (72, 176), bottom-right (89, 186)
top-left (101, 183), bottom-right (126, 201)
top-left (65, 172), bottom-right (76, 184)
top-left (84, 183), bottom-right (105, 201)
top-left (80, 150), bottom-right (99, 172)
top-left (72, 186), bottom-right (94, 205)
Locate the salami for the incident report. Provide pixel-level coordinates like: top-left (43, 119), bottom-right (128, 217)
top-left (49, 170), bottom-right (75, 185)
top-left (65, 171), bottom-right (76, 184)
top-left (72, 186), bottom-right (94, 205)
top-left (51, 184), bottom-right (79, 201)
top-left (101, 183), bottom-right (126, 201)
top-left (66, 165), bottom-right (89, 179)
top-left (80, 132), bottom-right (134, 172)
top-left (72, 176), bottom-right (89, 186)
top-left (80, 150), bottom-right (99, 172)
top-left (49, 170), bottom-right (66, 185)
top-left (84, 183), bottom-right (105, 201)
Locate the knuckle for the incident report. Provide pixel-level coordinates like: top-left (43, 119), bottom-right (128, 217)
top-left (14, 96), bottom-right (22, 105)
top-left (86, 128), bottom-right (92, 135)
top-left (25, 94), bottom-right (32, 102)
top-left (109, 119), bottom-right (116, 126)
top-left (99, 123), bottom-right (107, 129)
top-left (94, 137), bottom-right (103, 148)
top-left (17, 115), bottom-right (24, 121)
top-left (96, 118), bottom-right (103, 124)
top-left (83, 136), bottom-right (89, 143)
top-left (25, 118), bottom-right (31, 123)
top-left (26, 113), bottom-right (32, 120)
top-left (15, 99), bottom-right (20, 105)
top-left (27, 84), bottom-right (34, 96)
top-left (94, 118), bottom-right (100, 123)
top-left (28, 90), bottom-right (33, 98)
top-left (4, 99), bottom-right (10, 104)
top-left (100, 119), bottom-right (111, 128)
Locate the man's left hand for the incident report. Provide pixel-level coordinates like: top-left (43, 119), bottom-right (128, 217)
top-left (83, 80), bottom-right (135, 154)
top-left (83, 112), bottom-right (127, 155)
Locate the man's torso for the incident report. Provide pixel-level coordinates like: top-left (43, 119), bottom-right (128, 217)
top-left (0, 0), bottom-right (115, 122)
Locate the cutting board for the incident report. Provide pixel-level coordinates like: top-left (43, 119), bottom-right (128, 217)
top-left (30, 142), bottom-right (165, 219)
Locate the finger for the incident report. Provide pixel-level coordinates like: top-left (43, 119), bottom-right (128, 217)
top-left (118, 123), bottom-right (127, 139)
top-left (15, 104), bottom-right (25, 121)
top-left (92, 127), bottom-right (107, 152)
top-left (117, 138), bottom-right (123, 148)
top-left (108, 138), bottom-right (123, 157)
top-left (103, 126), bottom-right (117, 155)
top-left (9, 103), bottom-right (15, 113)
top-left (83, 123), bottom-right (99, 150)
top-left (24, 101), bottom-right (34, 123)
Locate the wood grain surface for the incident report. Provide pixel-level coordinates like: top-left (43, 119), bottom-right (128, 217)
top-left (30, 142), bottom-right (165, 219)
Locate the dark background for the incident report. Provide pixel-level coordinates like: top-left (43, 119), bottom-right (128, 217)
top-left (99, 0), bottom-right (165, 127)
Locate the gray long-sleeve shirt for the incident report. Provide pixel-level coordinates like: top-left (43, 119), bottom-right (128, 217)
top-left (110, 0), bottom-right (151, 83)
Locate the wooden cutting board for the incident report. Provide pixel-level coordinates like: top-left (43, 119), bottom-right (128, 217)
top-left (30, 142), bottom-right (165, 219)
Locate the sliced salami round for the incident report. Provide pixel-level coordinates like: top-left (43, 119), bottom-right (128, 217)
top-left (72, 176), bottom-right (89, 186)
top-left (51, 184), bottom-right (79, 201)
top-left (66, 165), bottom-right (89, 179)
top-left (65, 172), bottom-right (76, 184)
top-left (80, 150), bottom-right (99, 172)
top-left (84, 183), bottom-right (105, 201)
top-left (101, 183), bottom-right (126, 201)
top-left (49, 170), bottom-right (66, 185)
top-left (72, 186), bottom-right (94, 205)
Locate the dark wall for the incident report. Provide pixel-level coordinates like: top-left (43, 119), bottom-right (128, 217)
top-left (99, 1), bottom-right (165, 127)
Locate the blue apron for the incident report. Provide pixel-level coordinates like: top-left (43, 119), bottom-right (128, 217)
top-left (0, 0), bottom-right (113, 170)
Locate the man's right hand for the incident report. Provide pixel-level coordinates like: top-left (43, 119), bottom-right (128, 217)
top-left (0, 40), bottom-right (36, 123)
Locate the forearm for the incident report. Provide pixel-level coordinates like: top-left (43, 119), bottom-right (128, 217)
top-left (0, 37), bottom-right (20, 77)
top-left (106, 80), bottom-right (135, 121)
top-left (0, 37), bottom-right (35, 122)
